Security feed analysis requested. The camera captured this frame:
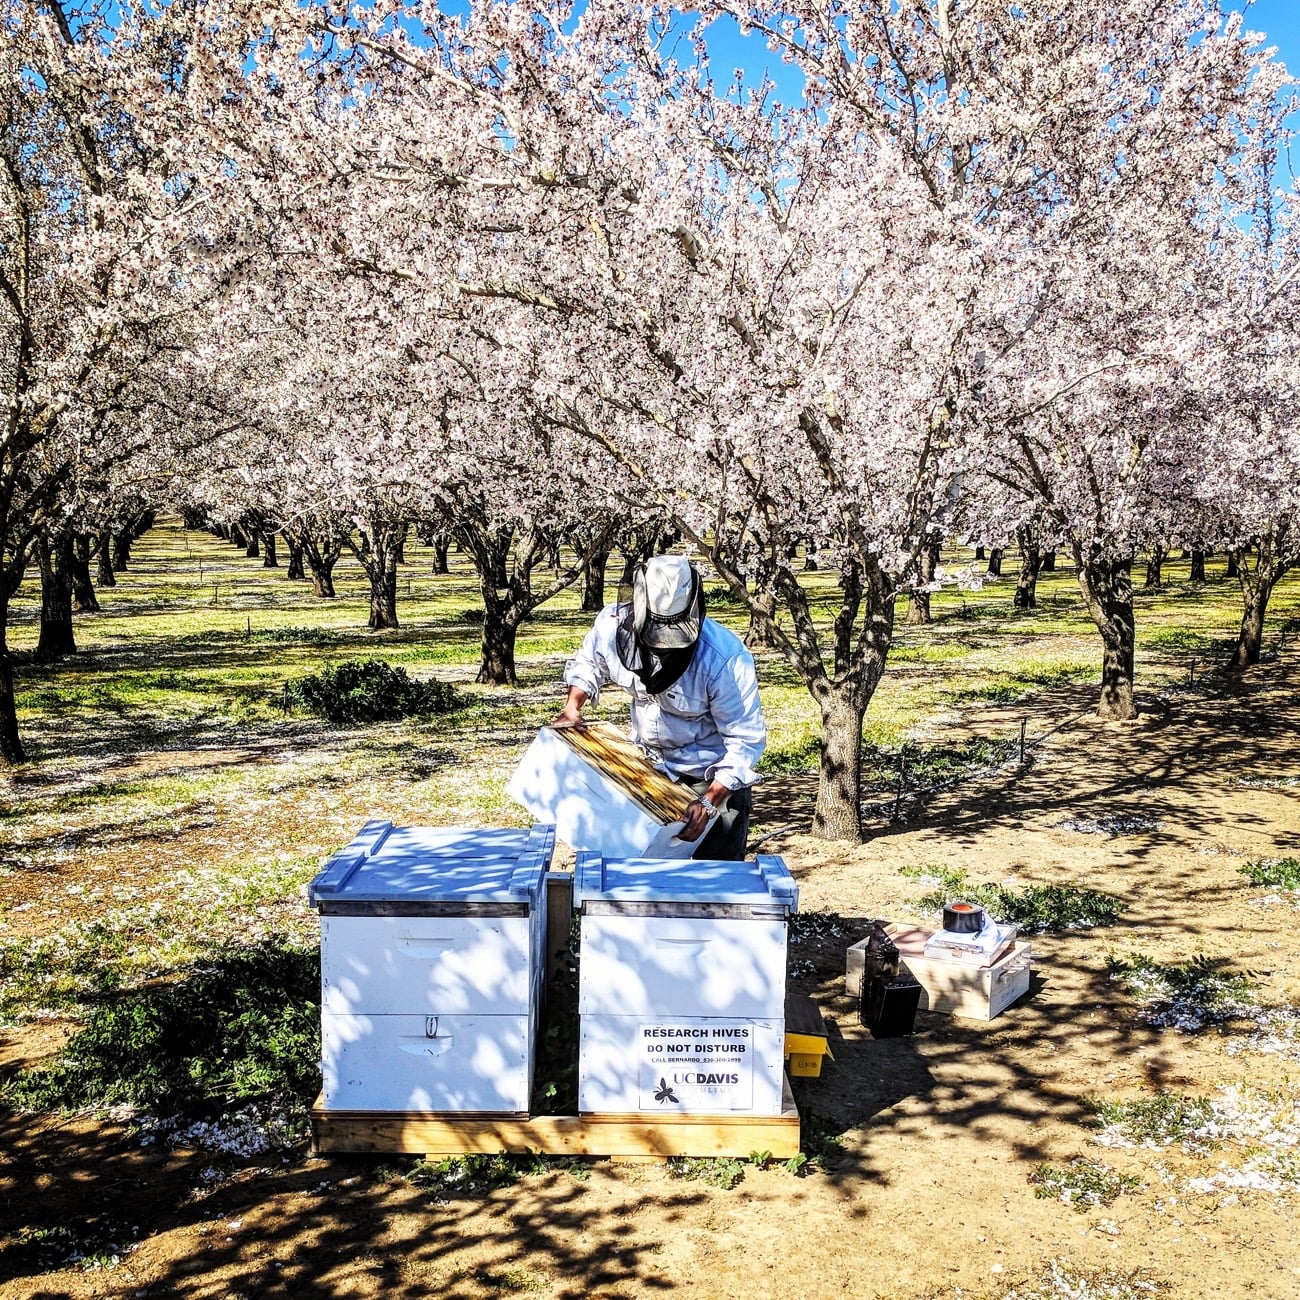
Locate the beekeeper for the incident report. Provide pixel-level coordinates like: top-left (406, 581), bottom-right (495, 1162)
top-left (554, 555), bottom-right (766, 858)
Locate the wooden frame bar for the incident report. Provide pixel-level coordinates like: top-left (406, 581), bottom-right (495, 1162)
top-left (310, 1077), bottom-right (800, 1158)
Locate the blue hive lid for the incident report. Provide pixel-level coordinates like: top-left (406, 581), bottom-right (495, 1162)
top-left (309, 821), bottom-right (554, 907)
top-left (574, 853), bottom-right (798, 911)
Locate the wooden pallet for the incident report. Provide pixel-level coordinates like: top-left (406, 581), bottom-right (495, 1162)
top-left (310, 1076), bottom-right (800, 1159)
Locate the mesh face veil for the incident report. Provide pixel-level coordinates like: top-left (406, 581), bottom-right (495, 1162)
top-left (616, 557), bottom-right (705, 693)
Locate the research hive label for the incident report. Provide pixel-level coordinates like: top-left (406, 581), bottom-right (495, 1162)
top-left (638, 1023), bottom-right (755, 1111)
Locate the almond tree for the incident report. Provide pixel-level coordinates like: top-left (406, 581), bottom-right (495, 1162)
top-left (1196, 188), bottom-right (1300, 669)
top-left (250, 0), bottom-right (1292, 836)
top-left (945, 3), bottom-right (1291, 719)
top-left (0, 0), bottom-right (265, 760)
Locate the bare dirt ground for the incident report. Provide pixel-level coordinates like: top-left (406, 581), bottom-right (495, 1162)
top-left (3, 661), bottom-right (1300, 1299)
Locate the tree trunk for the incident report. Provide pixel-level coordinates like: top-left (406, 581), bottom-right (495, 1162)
top-left (1073, 550), bottom-right (1136, 720)
top-left (1143, 545), bottom-right (1166, 590)
top-left (745, 587), bottom-right (780, 647)
top-left (111, 509), bottom-right (153, 574)
top-left (906, 539), bottom-right (939, 624)
top-left (71, 534), bottom-right (99, 613)
top-left (478, 602), bottom-right (519, 686)
top-left (369, 558), bottom-right (399, 629)
top-left (460, 517), bottom-right (594, 686)
top-left (0, 650), bottom-right (22, 763)
top-left (309, 561), bottom-right (337, 599)
top-left (986, 547), bottom-right (1003, 577)
top-left (431, 535), bottom-right (450, 575)
top-left (1231, 585), bottom-right (1270, 669)
top-left (974, 545), bottom-right (986, 561)
top-left (96, 532), bottom-right (116, 588)
top-left (286, 542), bottom-right (305, 581)
top-left (245, 532), bottom-right (260, 559)
top-left (813, 687), bottom-right (868, 841)
top-left (261, 532), bottom-right (278, 568)
top-left (36, 531), bottom-right (77, 663)
top-left (1226, 551), bottom-right (1240, 579)
top-left (581, 545), bottom-right (610, 613)
top-left (1014, 525), bottom-right (1042, 609)
top-left (288, 522), bottom-right (345, 599)
top-left (1190, 550), bottom-right (1207, 583)
top-left (1228, 536), bottom-right (1289, 670)
top-left (349, 525), bottom-right (405, 631)
top-left (1040, 550), bottom-right (1057, 572)
top-left (0, 584), bottom-right (24, 763)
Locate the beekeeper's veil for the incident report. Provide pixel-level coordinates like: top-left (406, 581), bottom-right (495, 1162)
top-left (616, 555), bottom-right (704, 693)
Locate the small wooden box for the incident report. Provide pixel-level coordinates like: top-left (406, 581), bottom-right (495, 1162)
top-left (846, 927), bottom-right (1032, 1021)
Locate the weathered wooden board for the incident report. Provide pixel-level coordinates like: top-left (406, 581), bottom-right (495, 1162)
top-left (310, 1077), bottom-right (800, 1158)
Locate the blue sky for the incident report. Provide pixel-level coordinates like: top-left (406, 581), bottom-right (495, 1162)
top-left (703, 2), bottom-right (1300, 86)
top-left (699, 2), bottom-right (1300, 181)
top-left (1234, 0), bottom-right (1300, 72)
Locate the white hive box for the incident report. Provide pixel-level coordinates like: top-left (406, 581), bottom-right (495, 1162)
top-left (308, 821), bottom-right (554, 1114)
top-left (575, 852), bottom-right (798, 1116)
top-left (506, 725), bottom-right (705, 858)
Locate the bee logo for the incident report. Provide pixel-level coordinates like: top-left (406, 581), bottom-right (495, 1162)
top-left (654, 1077), bottom-right (680, 1105)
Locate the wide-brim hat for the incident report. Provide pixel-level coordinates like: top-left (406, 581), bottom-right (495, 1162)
top-left (632, 555), bottom-right (704, 650)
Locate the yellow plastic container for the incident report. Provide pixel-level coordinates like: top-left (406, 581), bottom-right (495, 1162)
top-left (783, 994), bottom-right (833, 1078)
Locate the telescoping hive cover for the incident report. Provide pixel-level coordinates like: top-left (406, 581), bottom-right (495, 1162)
top-left (308, 820), bottom-right (555, 909)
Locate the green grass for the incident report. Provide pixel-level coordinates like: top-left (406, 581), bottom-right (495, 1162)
top-left (2, 521), bottom-right (1297, 1052)
top-left (1241, 857), bottom-right (1300, 890)
top-left (1029, 1158), bottom-right (1141, 1211)
top-left (899, 866), bottom-right (1128, 933)
top-left (1107, 953), bottom-right (1258, 1030)
top-left (0, 854), bottom-right (322, 1017)
top-left (759, 732), bottom-right (821, 774)
top-left (666, 1156), bottom-right (746, 1189)
top-left (1091, 1094), bottom-right (1217, 1148)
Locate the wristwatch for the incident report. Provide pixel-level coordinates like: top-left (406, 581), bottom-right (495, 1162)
top-left (696, 795), bottom-right (719, 819)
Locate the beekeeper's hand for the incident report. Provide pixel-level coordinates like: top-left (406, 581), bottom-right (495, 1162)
top-left (552, 687), bottom-right (589, 729)
top-left (681, 783), bottom-right (728, 840)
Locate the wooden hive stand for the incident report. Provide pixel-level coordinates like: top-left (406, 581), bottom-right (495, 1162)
top-left (310, 1077), bottom-right (801, 1159)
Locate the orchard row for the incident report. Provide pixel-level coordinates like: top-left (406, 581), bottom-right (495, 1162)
top-left (4, 1), bottom-right (1297, 838)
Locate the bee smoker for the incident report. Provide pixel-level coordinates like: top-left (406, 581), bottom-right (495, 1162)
top-left (859, 920), bottom-right (922, 1038)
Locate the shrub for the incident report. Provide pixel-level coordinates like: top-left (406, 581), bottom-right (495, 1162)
top-left (3, 942), bottom-right (320, 1121)
top-left (255, 626), bottom-right (341, 646)
top-left (900, 866), bottom-right (1127, 934)
top-left (284, 658), bottom-right (458, 723)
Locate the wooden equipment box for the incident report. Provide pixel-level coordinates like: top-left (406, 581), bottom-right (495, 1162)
top-left (846, 925), bottom-right (1032, 1022)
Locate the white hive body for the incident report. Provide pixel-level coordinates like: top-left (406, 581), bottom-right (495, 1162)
top-left (574, 853), bottom-right (798, 1117)
top-left (506, 724), bottom-right (705, 857)
top-left (309, 821), bottom-right (555, 1113)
